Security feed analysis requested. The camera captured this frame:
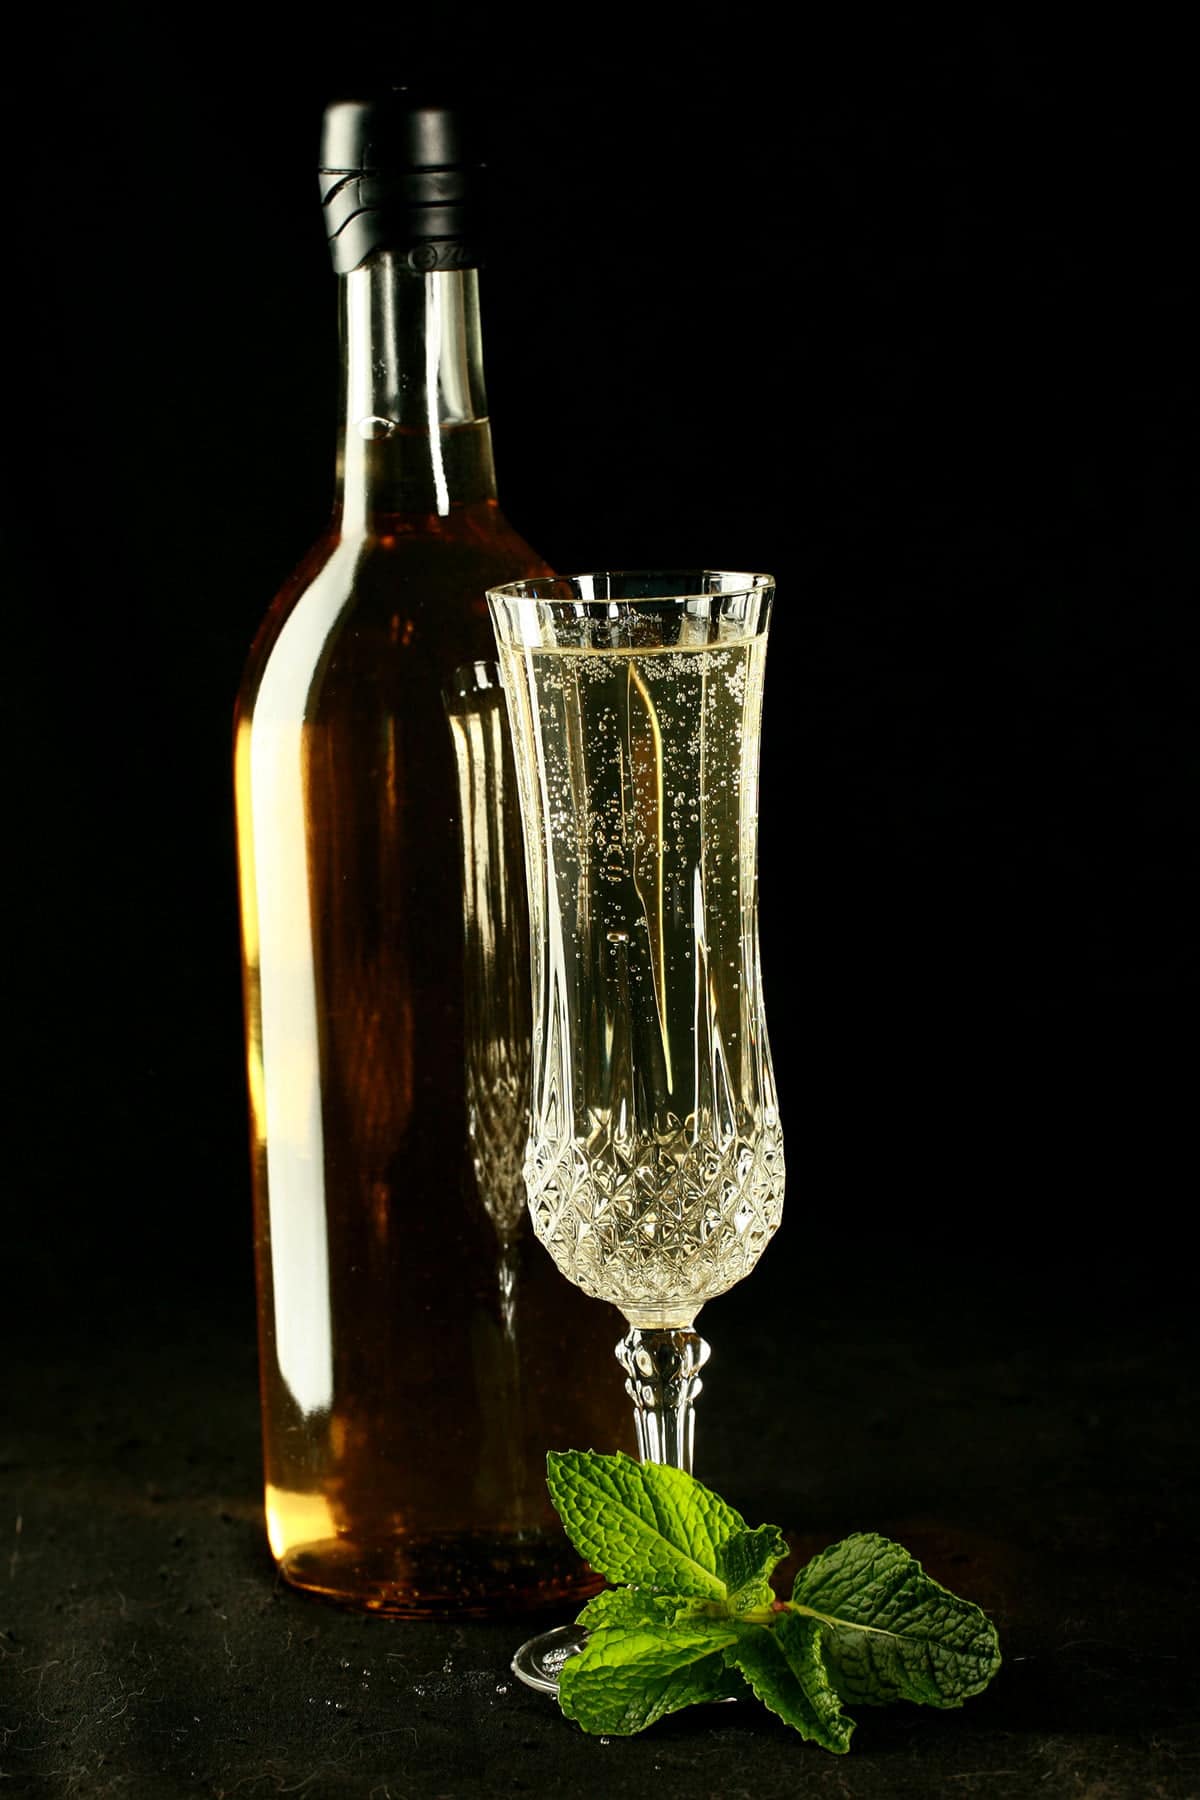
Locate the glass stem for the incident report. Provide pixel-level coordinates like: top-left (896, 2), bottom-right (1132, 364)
top-left (615, 1328), bottom-right (711, 1473)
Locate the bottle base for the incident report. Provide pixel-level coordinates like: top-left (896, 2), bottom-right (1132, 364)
top-left (276, 1530), bottom-right (604, 1619)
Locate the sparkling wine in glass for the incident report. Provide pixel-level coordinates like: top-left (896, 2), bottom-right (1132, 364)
top-left (487, 572), bottom-right (785, 1690)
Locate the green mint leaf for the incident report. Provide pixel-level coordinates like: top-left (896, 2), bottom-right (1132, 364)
top-left (576, 1586), bottom-right (672, 1631)
top-left (546, 1451), bottom-right (745, 1598)
top-left (724, 1616), bottom-right (855, 1754)
top-left (792, 1532), bottom-right (1002, 1709)
top-left (716, 1524), bottom-right (790, 1614)
top-left (558, 1622), bottom-right (742, 1735)
top-left (544, 1455), bottom-right (1002, 1751)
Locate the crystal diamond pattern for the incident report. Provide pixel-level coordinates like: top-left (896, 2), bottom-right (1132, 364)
top-left (528, 1116), bottom-right (785, 1313)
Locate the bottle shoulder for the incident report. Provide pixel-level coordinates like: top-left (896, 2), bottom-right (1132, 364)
top-left (235, 501), bottom-right (548, 727)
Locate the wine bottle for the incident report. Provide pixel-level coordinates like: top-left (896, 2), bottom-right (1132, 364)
top-left (233, 94), bottom-right (631, 1616)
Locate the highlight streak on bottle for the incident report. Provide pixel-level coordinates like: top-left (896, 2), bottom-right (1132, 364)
top-left (424, 276), bottom-right (451, 517)
top-left (242, 556), bottom-right (354, 1418)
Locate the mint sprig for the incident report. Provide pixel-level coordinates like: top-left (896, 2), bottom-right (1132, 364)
top-left (546, 1450), bottom-right (1001, 1753)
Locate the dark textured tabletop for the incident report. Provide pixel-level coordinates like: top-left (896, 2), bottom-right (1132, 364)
top-left (6, 1222), bottom-right (1196, 1799)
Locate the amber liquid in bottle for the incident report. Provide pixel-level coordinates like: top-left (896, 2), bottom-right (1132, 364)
top-left (234, 253), bottom-right (632, 1615)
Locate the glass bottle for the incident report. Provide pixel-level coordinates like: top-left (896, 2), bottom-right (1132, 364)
top-left (233, 96), bottom-right (631, 1616)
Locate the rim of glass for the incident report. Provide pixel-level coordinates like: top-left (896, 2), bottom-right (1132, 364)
top-left (486, 570), bottom-right (774, 605)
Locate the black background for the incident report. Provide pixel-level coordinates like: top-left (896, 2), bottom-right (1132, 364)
top-left (11, 12), bottom-right (1196, 1320)
top-left (4, 14), bottom-right (1198, 1797)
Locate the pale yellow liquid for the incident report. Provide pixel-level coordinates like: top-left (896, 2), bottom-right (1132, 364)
top-left (500, 633), bottom-right (785, 1328)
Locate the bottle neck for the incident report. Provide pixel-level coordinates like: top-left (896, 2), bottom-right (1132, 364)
top-left (337, 257), bottom-right (498, 527)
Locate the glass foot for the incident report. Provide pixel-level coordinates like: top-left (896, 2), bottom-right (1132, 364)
top-left (511, 1622), bottom-right (589, 1694)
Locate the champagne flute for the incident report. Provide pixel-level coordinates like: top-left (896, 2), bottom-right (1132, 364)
top-left (487, 572), bottom-right (784, 1691)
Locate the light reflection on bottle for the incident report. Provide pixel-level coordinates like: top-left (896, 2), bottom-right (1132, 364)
top-left (237, 555), bottom-right (358, 1419)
